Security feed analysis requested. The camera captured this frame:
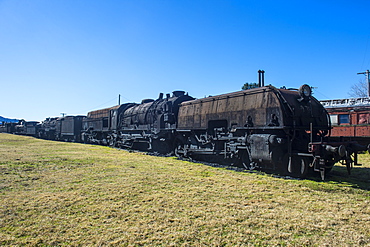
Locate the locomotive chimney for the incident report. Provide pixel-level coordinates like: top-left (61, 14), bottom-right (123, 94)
top-left (172, 91), bottom-right (185, 97)
top-left (258, 70), bottom-right (265, 87)
top-left (258, 70), bottom-right (261, 87)
top-left (158, 93), bottom-right (164, 100)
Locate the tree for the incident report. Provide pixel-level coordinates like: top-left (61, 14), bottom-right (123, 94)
top-left (242, 82), bottom-right (259, 90)
top-left (348, 78), bottom-right (368, 98)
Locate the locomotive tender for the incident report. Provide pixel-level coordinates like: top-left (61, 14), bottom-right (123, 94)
top-left (3, 81), bottom-right (369, 179)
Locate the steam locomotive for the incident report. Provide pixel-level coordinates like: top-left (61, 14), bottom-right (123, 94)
top-left (2, 82), bottom-right (369, 179)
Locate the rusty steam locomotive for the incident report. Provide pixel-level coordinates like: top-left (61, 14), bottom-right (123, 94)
top-left (2, 74), bottom-right (369, 179)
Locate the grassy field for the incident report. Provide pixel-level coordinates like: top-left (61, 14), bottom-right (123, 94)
top-left (0, 133), bottom-right (369, 246)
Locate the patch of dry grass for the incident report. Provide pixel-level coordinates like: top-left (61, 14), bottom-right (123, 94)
top-left (0, 133), bottom-right (370, 246)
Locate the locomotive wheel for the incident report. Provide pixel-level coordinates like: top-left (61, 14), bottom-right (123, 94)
top-left (174, 140), bottom-right (185, 158)
top-left (345, 152), bottom-right (355, 175)
top-left (238, 150), bottom-right (255, 170)
top-left (339, 151), bottom-right (355, 175)
top-left (297, 157), bottom-right (310, 178)
top-left (287, 155), bottom-right (309, 178)
top-left (108, 138), bottom-right (116, 147)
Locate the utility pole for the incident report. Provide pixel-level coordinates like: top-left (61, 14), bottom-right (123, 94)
top-left (61, 113), bottom-right (66, 117)
top-left (118, 94), bottom-right (121, 105)
top-left (357, 70), bottom-right (370, 97)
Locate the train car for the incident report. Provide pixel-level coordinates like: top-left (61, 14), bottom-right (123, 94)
top-left (82, 105), bottom-right (116, 145)
top-left (82, 103), bottom-right (136, 145)
top-left (14, 120), bottom-right (39, 136)
top-left (55, 116), bottom-right (86, 142)
top-left (117, 91), bottom-right (194, 152)
top-left (320, 98), bottom-right (370, 145)
top-left (174, 85), bottom-right (368, 178)
top-left (82, 91), bottom-right (194, 152)
top-left (0, 122), bottom-right (18, 133)
top-left (37, 117), bottom-right (58, 140)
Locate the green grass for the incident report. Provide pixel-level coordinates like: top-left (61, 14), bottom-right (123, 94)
top-left (0, 133), bottom-right (370, 246)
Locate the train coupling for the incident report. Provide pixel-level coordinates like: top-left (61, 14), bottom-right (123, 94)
top-left (325, 144), bottom-right (346, 157)
top-left (310, 141), bottom-right (370, 177)
top-left (309, 142), bottom-right (346, 157)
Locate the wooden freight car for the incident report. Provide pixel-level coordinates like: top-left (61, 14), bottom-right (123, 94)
top-left (320, 97), bottom-right (370, 145)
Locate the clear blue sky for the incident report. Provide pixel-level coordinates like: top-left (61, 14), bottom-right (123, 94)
top-left (1, 0), bottom-right (370, 121)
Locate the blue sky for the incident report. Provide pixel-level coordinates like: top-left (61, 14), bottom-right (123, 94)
top-left (1, 0), bottom-right (370, 121)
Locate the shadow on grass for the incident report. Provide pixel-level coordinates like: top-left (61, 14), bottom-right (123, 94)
top-left (323, 165), bottom-right (370, 191)
top-left (174, 154), bottom-right (370, 191)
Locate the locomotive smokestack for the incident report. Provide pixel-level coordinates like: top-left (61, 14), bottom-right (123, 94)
top-left (158, 93), bottom-right (164, 100)
top-left (172, 91), bottom-right (185, 97)
top-left (258, 70), bottom-right (262, 87)
top-left (258, 70), bottom-right (265, 87)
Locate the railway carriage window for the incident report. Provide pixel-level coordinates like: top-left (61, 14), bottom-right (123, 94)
top-left (339, 114), bottom-right (350, 125)
top-left (330, 115), bottom-right (338, 125)
top-left (358, 113), bottom-right (369, 124)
